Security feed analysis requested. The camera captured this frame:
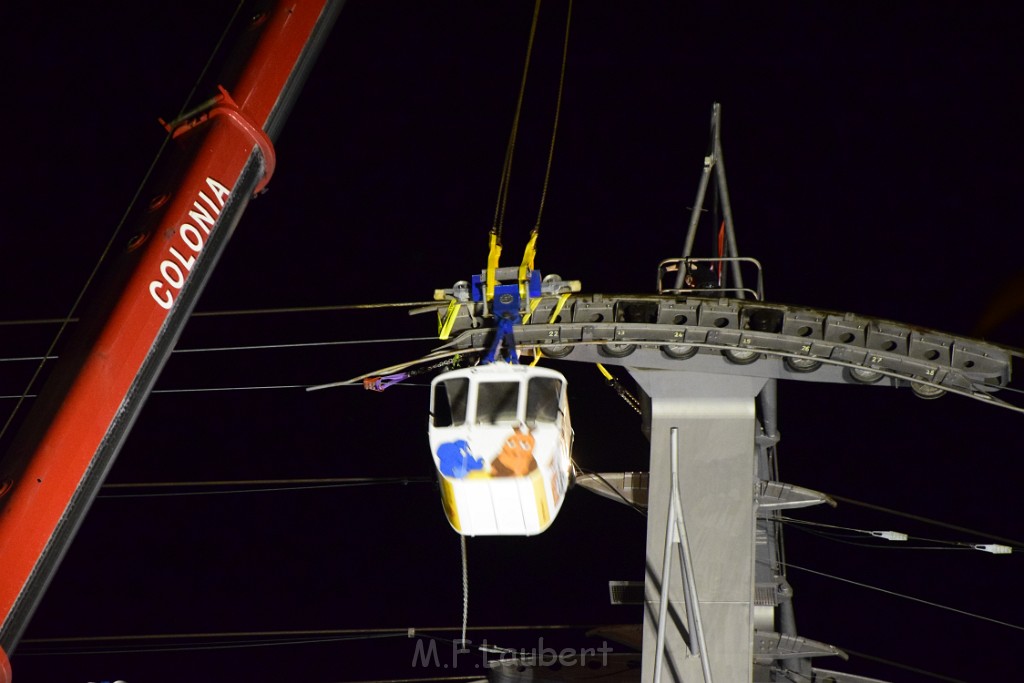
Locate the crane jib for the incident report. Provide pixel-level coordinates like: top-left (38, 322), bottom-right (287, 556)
top-left (0, 0), bottom-right (345, 669)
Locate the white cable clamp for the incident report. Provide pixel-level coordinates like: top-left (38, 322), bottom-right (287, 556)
top-left (973, 543), bottom-right (1012, 555)
top-left (870, 530), bottom-right (908, 541)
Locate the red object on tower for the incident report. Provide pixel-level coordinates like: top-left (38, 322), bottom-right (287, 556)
top-left (0, 0), bottom-right (344, 660)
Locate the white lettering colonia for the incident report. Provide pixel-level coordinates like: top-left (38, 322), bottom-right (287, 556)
top-left (149, 177), bottom-right (231, 309)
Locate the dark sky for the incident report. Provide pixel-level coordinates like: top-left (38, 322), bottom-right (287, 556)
top-left (2, 2), bottom-right (1023, 682)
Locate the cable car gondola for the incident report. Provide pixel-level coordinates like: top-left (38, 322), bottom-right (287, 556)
top-left (428, 363), bottom-right (573, 536)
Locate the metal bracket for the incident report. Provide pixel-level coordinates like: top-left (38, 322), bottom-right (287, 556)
top-left (753, 631), bottom-right (847, 664)
top-left (756, 480), bottom-right (835, 513)
top-left (160, 86), bottom-right (276, 195)
top-left (576, 471), bottom-right (649, 507)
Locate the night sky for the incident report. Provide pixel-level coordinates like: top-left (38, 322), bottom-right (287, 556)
top-left (2, 2), bottom-right (1023, 682)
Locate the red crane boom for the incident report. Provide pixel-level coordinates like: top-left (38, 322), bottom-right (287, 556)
top-left (0, 2), bottom-right (343, 677)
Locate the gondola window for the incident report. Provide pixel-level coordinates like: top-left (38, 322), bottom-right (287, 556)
top-left (526, 377), bottom-right (562, 424)
top-left (432, 378), bottom-right (469, 427)
top-left (476, 382), bottom-right (520, 425)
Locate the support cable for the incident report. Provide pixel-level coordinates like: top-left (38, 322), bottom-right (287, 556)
top-left (1, 383), bottom-right (429, 400)
top-left (460, 536), bottom-right (469, 647)
top-left (827, 493), bottom-right (1024, 547)
top-left (531, 0), bottom-right (573, 234)
top-left (19, 623), bottom-right (584, 652)
top-left (0, 383), bottom-right (423, 399)
top-left (335, 678), bottom-right (485, 683)
top-left (154, 384), bottom-right (314, 395)
top-left (828, 648), bottom-right (969, 683)
top-left (779, 517), bottom-right (1018, 553)
top-left (176, 335), bottom-right (437, 355)
top-left (17, 632), bottom-right (408, 657)
top-left (96, 476), bottom-right (433, 499)
top-left (491, 0), bottom-right (542, 241)
top-left (776, 657), bottom-right (968, 683)
top-left (0, 334), bottom-right (437, 366)
top-left (0, 301), bottom-right (440, 327)
top-left (784, 561), bottom-right (1024, 632)
top-left (191, 301), bottom-right (439, 317)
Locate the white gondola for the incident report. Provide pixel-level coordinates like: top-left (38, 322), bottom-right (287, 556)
top-left (428, 363), bottom-right (573, 536)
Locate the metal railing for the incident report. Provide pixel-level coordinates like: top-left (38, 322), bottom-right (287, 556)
top-left (658, 256), bottom-right (765, 300)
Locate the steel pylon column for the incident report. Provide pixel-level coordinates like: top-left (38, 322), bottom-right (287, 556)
top-left (630, 369), bottom-right (767, 682)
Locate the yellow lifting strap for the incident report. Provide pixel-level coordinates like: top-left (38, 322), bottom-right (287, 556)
top-left (521, 296), bottom-right (543, 325)
top-left (525, 291), bottom-right (572, 364)
top-left (547, 292), bottom-right (570, 324)
top-left (438, 299), bottom-right (461, 340)
top-left (518, 230), bottom-right (538, 295)
top-left (522, 291), bottom-right (569, 325)
top-left (485, 232), bottom-right (502, 302)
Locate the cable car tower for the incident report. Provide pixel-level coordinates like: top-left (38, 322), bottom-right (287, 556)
top-left (371, 102), bottom-right (1017, 682)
